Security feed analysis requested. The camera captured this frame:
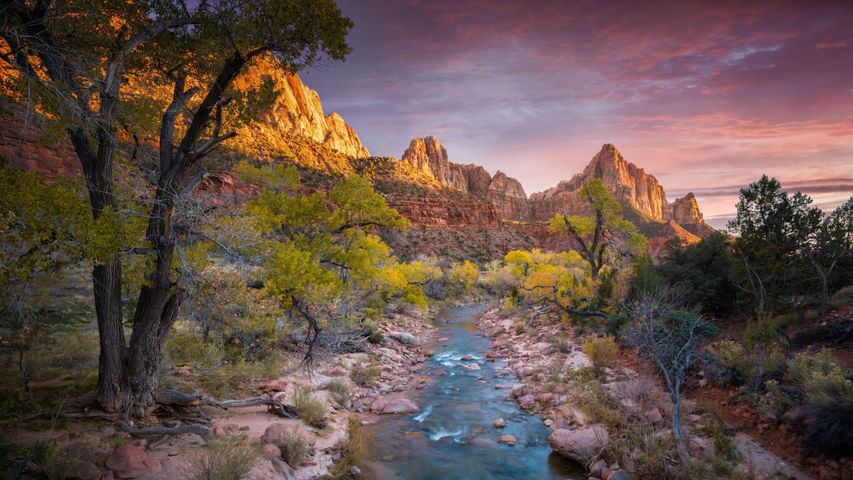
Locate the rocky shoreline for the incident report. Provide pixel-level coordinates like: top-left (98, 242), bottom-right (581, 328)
top-left (478, 304), bottom-right (813, 480)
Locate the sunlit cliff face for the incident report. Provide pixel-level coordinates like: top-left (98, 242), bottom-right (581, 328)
top-left (303, 0), bottom-right (853, 225)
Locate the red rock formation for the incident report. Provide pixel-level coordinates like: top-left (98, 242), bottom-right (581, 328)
top-left (258, 70), bottom-right (369, 158)
top-left (487, 171), bottom-right (530, 220)
top-left (530, 144), bottom-right (670, 222)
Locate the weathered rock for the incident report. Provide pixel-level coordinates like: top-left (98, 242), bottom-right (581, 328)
top-left (498, 434), bottom-right (517, 446)
top-left (643, 408), bottom-right (663, 425)
top-left (262, 443), bottom-right (282, 460)
top-left (463, 363), bottom-right (481, 370)
top-left (607, 470), bottom-right (631, 480)
top-left (68, 460), bottom-right (101, 480)
top-left (589, 458), bottom-right (608, 477)
top-left (548, 425), bottom-right (609, 464)
top-left (493, 418), bottom-right (506, 428)
top-left (262, 423), bottom-right (313, 448)
top-left (519, 394), bottom-right (536, 410)
top-left (388, 332), bottom-right (416, 345)
top-left (105, 444), bottom-right (161, 479)
top-left (374, 397), bottom-right (419, 414)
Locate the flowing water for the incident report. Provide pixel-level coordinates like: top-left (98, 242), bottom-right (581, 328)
top-left (360, 304), bottom-right (585, 479)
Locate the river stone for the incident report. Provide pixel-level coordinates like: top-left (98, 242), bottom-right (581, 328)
top-left (493, 418), bottom-right (506, 428)
top-left (519, 394), bottom-right (535, 409)
top-left (548, 425), bottom-right (609, 464)
top-left (463, 363), bottom-right (481, 370)
top-left (377, 398), bottom-right (418, 414)
top-left (498, 434), bottom-right (517, 446)
top-left (608, 470), bottom-right (631, 480)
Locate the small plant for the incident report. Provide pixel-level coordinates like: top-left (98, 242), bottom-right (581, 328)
top-left (829, 285), bottom-right (853, 308)
top-left (350, 365), bottom-right (379, 387)
top-left (514, 322), bottom-right (525, 335)
top-left (326, 380), bottom-right (350, 408)
top-left (29, 440), bottom-right (70, 480)
top-left (279, 428), bottom-right (311, 467)
top-left (179, 436), bottom-right (258, 480)
top-left (294, 389), bottom-right (328, 428)
top-left (582, 335), bottom-right (619, 372)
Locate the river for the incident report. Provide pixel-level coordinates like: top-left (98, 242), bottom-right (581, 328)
top-left (360, 304), bottom-right (585, 479)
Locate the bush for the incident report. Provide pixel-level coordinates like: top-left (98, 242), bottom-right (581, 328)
top-left (742, 312), bottom-right (797, 351)
top-left (326, 380), bottom-right (349, 408)
top-left (829, 285), bottom-right (853, 308)
top-left (179, 436), bottom-right (258, 480)
top-left (279, 428), bottom-right (311, 467)
top-left (294, 389), bottom-right (327, 428)
top-left (582, 336), bottom-right (619, 372)
top-left (29, 440), bottom-right (70, 480)
top-left (799, 385), bottom-right (853, 457)
top-left (786, 348), bottom-right (851, 403)
top-left (350, 365), bottom-right (379, 387)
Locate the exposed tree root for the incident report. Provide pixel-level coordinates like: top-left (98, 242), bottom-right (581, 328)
top-left (118, 419), bottom-right (213, 440)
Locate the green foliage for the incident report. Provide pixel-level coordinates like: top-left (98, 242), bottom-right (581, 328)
top-left (29, 440), bottom-right (70, 480)
top-left (582, 336), bottom-right (619, 372)
top-left (350, 365), bottom-right (379, 387)
top-left (656, 233), bottom-right (738, 316)
top-left (786, 349), bottom-right (852, 404)
top-left (179, 436), bottom-right (259, 480)
top-left (321, 416), bottom-right (365, 480)
top-left (239, 164), bottom-right (424, 348)
top-left (742, 312), bottom-right (797, 351)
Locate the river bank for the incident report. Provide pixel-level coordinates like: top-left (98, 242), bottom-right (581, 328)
top-left (479, 304), bottom-right (814, 480)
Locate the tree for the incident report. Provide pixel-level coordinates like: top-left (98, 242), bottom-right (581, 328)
top-left (548, 179), bottom-right (646, 280)
top-left (239, 163), bottom-right (424, 365)
top-left (627, 290), bottom-right (715, 462)
top-left (657, 232), bottom-right (738, 316)
top-left (1, 0), bottom-right (353, 414)
top-left (727, 175), bottom-right (818, 312)
top-left (806, 198), bottom-right (853, 321)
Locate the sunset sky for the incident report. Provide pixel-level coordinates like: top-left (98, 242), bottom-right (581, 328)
top-left (302, 0), bottom-right (853, 227)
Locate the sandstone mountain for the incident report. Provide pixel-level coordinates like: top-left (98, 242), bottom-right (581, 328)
top-left (0, 62), bottom-right (711, 260)
top-left (393, 137), bottom-right (712, 244)
top-left (253, 68), bottom-right (369, 159)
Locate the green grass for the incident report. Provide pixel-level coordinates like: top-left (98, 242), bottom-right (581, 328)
top-left (294, 389), bottom-right (328, 429)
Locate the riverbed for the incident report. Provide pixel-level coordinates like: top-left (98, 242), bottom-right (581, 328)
top-left (360, 304), bottom-right (585, 479)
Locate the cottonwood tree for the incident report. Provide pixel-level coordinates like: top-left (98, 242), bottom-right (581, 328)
top-left (1, 0), bottom-right (353, 414)
top-left (239, 163), bottom-right (429, 365)
top-left (548, 179), bottom-right (646, 280)
top-left (627, 289), bottom-right (714, 463)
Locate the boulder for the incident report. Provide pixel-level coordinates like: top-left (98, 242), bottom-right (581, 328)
top-left (388, 332), bottom-right (416, 345)
top-left (548, 425), bottom-right (609, 464)
top-left (105, 444), bottom-right (161, 479)
top-left (262, 423), bottom-right (313, 448)
top-left (262, 443), bottom-right (282, 460)
top-left (493, 418), bottom-right (506, 428)
top-left (376, 397), bottom-right (419, 415)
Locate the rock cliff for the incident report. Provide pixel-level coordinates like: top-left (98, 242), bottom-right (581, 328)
top-left (252, 65), bottom-right (369, 159)
top-left (529, 144), bottom-right (671, 222)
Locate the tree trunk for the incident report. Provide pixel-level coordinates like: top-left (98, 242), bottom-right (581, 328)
top-left (671, 384), bottom-right (690, 464)
top-left (124, 196), bottom-right (183, 415)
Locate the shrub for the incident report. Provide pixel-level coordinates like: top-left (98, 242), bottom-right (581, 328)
top-left (179, 436), bottom-right (258, 480)
top-left (326, 380), bottom-right (350, 408)
top-left (829, 285), bottom-right (853, 308)
top-left (29, 440), bottom-right (70, 480)
top-left (514, 322), bottom-right (525, 334)
top-left (582, 336), bottom-right (619, 372)
top-left (294, 389), bottom-right (328, 428)
top-left (279, 428), bottom-right (311, 467)
top-left (799, 385), bottom-right (853, 457)
top-left (786, 348), bottom-right (848, 401)
top-left (742, 312), bottom-right (797, 351)
top-left (350, 365), bottom-right (379, 387)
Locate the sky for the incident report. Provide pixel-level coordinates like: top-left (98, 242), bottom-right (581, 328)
top-left (300, 0), bottom-right (853, 228)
